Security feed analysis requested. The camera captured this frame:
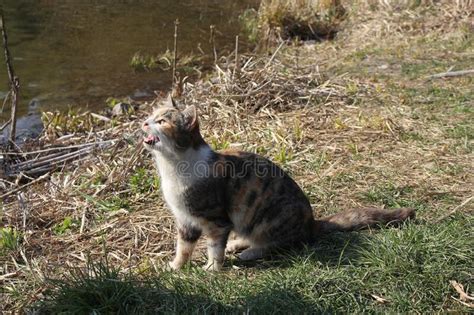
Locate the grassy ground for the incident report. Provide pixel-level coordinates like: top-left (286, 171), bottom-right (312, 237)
top-left (1, 0), bottom-right (473, 313)
top-left (37, 217), bottom-right (473, 314)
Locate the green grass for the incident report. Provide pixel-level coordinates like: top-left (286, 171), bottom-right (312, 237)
top-left (53, 217), bottom-right (79, 235)
top-left (130, 52), bottom-right (159, 72)
top-left (0, 227), bottom-right (22, 252)
top-left (239, 8), bottom-right (259, 44)
top-left (35, 214), bottom-right (473, 313)
top-left (274, 145), bottom-right (294, 166)
top-left (98, 196), bottom-right (131, 212)
top-left (129, 167), bottom-right (160, 195)
top-left (82, 193), bottom-right (131, 213)
top-left (210, 138), bottom-right (231, 151)
top-left (361, 183), bottom-right (428, 211)
top-left (447, 124), bottom-right (474, 141)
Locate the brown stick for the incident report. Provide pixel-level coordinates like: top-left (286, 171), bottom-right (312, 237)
top-left (0, 173), bottom-right (49, 199)
top-left (233, 35), bottom-right (239, 78)
top-left (426, 69), bottom-right (474, 80)
top-left (433, 195), bottom-right (474, 224)
top-left (172, 19), bottom-right (179, 88)
top-left (12, 151), bottom-right (66, 168)
top-left (264, 41), bottom-right (285, 69)
top-left (18, 151), bottom-right (88, 175)
top-left (1, 139), bottom-right (117, 155)
top-left (0, 8), bottom-right (20, 150)
top-left (13, 146), bottom-right (93, 171)
top-left (210, 25), bottom-right (217, 64)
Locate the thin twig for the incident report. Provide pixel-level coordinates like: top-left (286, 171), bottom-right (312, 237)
top-left (12, 151), bottom-right (66, 168)
top-left (0, 173), bottom-right (49, 199)
top-left (91, 112), bottom-right (111, 122)
top-left (264, 41), bottom-right (285, 69)
top-left (210, 25), bottom-right (217, 64)
top-left (1, 89), bottom-right (10, 112)
top-left (233, 35), bottom-right (239, 79)
top-left (0, 117), bottom-right (11, 131)
top-left (0, 8), bottom-right (20, 150)
top-left (426, 69), bottom-right (474, 80)
top-left (1, 139), bottom-right (117, 155)
top-left (433, 195), bottom-right (474, 223)
top-left (0, 271), bottom-right (18, 281)
top-left (172, 19), bottom-right (179, 88)
top-left (12, 146), bottom-right (94, 171)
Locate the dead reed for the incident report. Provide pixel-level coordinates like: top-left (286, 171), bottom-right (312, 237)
top-left (241, 0), bottom-right (346, 47)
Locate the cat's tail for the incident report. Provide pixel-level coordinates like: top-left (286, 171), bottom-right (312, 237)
top-left (312, 207), bottom-right (415, 236)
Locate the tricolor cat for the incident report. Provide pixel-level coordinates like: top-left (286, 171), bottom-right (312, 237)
top-left (142, 96), bottom-right (414, 271)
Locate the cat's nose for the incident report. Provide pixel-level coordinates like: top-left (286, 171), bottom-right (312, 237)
top-left (142, 121), bottom-right (149, 131)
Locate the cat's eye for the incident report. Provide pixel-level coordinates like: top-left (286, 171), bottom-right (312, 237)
top-left (156, 119), bottom-right (165, 124)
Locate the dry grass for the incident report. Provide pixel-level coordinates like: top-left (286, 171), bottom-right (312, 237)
top-left (1, 0), bottom-right (473, 312)
top-left (241, 0), bottom-right (346, 46)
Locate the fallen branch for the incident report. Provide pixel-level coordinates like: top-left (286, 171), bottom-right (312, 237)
top-left (12, 151), bottom-right (66, 168)
top-left (0, 173), bottom-right (49, 199)
top-left (2, 139), bottom-right (118, 177)
top-left (426, 69), bottom-right (474, 80)
top-left (1, 139), bottom-right (117, 156)
top-left (433, 195), bottom-right (474, 224)
top-left (12, 146), bottom-right (93, 172)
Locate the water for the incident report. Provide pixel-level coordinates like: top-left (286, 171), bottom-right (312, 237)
top-left (0, 0), bottom-right (257, 140)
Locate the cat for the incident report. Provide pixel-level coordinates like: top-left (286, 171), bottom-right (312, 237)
top-left (142, 96), bottom-right (415, 271)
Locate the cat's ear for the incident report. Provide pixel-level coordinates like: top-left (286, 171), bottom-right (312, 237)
top-left (182, 105), bottom-right (198, 130)
top-left (163, 94), bottom-right (178, 108)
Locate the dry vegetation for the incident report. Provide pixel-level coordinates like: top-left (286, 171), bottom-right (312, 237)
top-left (1, 0), bottom-right (473, 312)
top-left (241, 0), bottom-right (346, 46)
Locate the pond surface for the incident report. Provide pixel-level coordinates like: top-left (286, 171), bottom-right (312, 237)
top-left (0, 0), bottom-right (257, 139)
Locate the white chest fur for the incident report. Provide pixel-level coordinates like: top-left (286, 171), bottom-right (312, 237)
top-left (152, 146), bottom-right (212, 226)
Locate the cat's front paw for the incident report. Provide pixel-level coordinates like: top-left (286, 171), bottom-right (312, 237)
top-left (203, 261), bottom-right (222, 272)
top-left (167, 259), bottom-right (183, 271)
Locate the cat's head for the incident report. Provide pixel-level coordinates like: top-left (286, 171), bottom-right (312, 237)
top-left (142, 96), bottom-right (206, 155)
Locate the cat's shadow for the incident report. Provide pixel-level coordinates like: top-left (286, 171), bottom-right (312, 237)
top-left (227, 231), bottom-right (368, 270)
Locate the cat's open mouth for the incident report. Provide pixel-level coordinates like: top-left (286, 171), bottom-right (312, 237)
top-left (144, 134), bottom-right (160, 145)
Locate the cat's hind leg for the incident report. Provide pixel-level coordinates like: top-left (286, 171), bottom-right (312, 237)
top-left (238, 247), bottom-right (268, 261)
